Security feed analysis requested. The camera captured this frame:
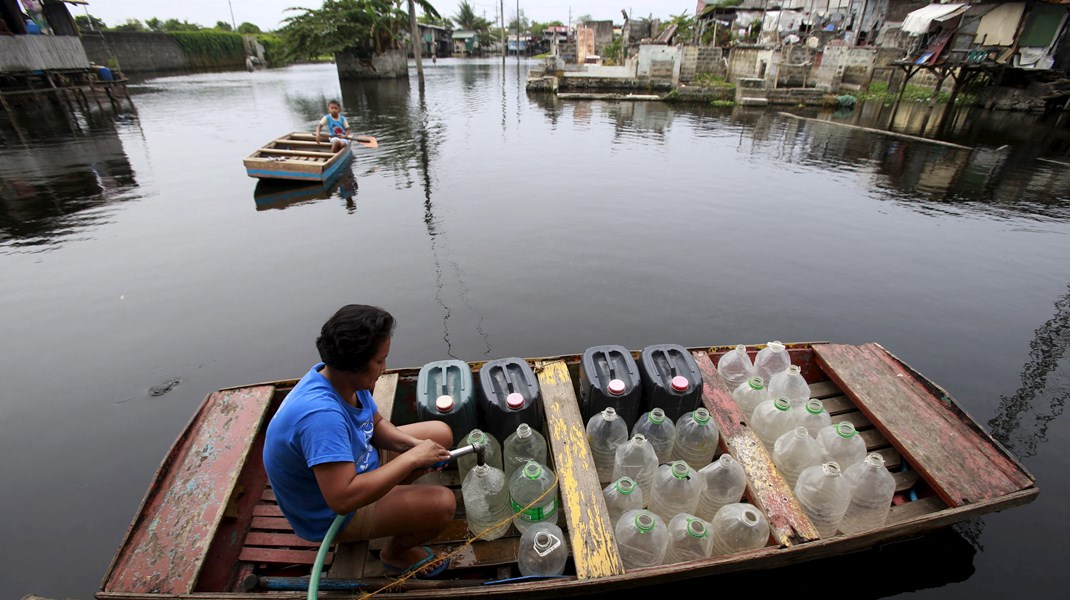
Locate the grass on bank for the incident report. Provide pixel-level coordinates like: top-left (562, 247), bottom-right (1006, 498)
top-left (853, 81), bottom-right (976, 106)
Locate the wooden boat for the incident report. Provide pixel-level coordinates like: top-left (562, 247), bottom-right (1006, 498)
top-left (243, 133), bottom-right (357, 182)
top-left (97, 342), bottom-right (1038, 599)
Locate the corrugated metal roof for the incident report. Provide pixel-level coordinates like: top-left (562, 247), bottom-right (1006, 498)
top-left (902, 3), bottom-right (968, 35)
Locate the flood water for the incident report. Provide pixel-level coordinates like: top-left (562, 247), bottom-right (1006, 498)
top-left (1, 60), bottom-right (1068, 598)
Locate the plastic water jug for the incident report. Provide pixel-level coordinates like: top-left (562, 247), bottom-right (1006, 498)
top-left (794, 462), bottom-right (851, 537)
top-left (710, 503), bottom-right (770, 556)
top-left (768, 365), bottom-right (809, 408)
top-left (612, 434), bottom-right (659, 506)
top-left (478, 357), bottom-right (543, 443)
top-left (615, 509), bottom-right (669, 569)
top-left (503, 423), bottom-right (549, 478)
top-left (579, 345), bottom-right (642, 428)
top-left (816, 422), bottom-right (867, 469)
top-left (416, 359), bottom-right (477, 446)
top-left (648, 461), bottom-right (703, 524)
top-left (695, 454), bottom-right (748, 521)
top-left (664, 513), bottom-right (713, 564)
top-left (732, 376), bottom-right (768, 418)
top-left (517, 522), bottom-right (568, 576)
top-left (753, 341), bottom-right (791, 383)
top-left (717, 344), bottom-right (754, 390)
top-left (632, 408), bottom-right (676, 463)
top-left (587, 407), bottom-right (629, 484)
top-left (772, 427), bottom-right (823, 489)
top-left (670, 408), bottom-right (720, 470)
top-left (751, 396), bottom-right (796, 452)
top-left (457, 429), bottom-right (503, 485)
top-left (638, 344), bottom-right (704, 422)
top-left (840, 453), bottom-right (895, 534)
top-left (509, 460), bottom-right (560, 534)
top-left (603, 476), bottom-right (644, 525)
top-left (461, 463), bottom-right (512, 540)
top-left (795, 398), bottom-right (831, 437)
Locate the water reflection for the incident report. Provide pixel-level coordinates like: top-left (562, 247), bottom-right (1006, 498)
top-left (252, 169), bottom-right (359, 213)
top-left (0, 105), bottom-right (138, 252)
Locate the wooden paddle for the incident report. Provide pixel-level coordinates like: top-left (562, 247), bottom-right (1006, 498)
top-left (350, 135), bottom-right (378, 149)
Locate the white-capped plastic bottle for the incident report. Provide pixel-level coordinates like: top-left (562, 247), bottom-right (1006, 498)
top-left (670, 408), bottom-right (720, 470)
top-left (772, 427), bottom-right (823, 489)
top-left (632, 408), bottom-right (676, 463)
top-left (457, 429), bottom-right (503, 485)
top-left (612, 434), bottom-right (659, 506)
top-left (615, 509), bottom-right (669, 569)
top-left (794, 462), bottom-right (851, 537)
top-left (710, 503), bottom-right (770, 556)
top-left (504, 423), bottom-right (549, 478)
top-left (695, 454), bottom-right (748, 521)
top-left (587, 407), bottom-right (629, 484)
top-left (816, 422), bottom-right (867, 469)
top-left (732, 376), bottom-right (768, 419)
top-left (768, 365), bottom-right (810, 408)
top-left (603, 476), bottom-right (644, 525)
top-left (717, 345), bottom-right (754, 390)
top-left (751, 396), bottom-right (795, 452)
top-left (795, 398), bottom-right (831, 437)
top-left (753, 341), bottom-right (791, 383)
top-left (509, 460), bottom-right (560, 534)
top-left (517, 522), bottom-right (568, 576)
top-left (462, 463), bottom-right (512, 540)
top-left (648, 461), bottom-right (703, 524)
top-left (664, 514), bottom-right (713, 564)
top-left (840, 453), bottom-right (896, 534)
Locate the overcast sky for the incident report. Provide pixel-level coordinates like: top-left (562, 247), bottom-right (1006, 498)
top-left (78, 1), bottom-right (700, 32)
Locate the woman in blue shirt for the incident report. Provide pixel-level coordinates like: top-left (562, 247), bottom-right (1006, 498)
top-left (264, 305), bottom-right (455, 578)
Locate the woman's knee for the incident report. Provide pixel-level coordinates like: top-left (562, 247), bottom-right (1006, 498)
top-left (429, 486), bottom-right (456, 525)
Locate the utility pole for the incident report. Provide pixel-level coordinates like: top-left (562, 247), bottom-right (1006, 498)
top-left (408, 0), bottom-right (423, 80)
top-left (516, 0), bottom-right (521, 61)
top-left (501, 0), bottom-right (506, 61)
top-left (227, 0), bottom-right (236, 30)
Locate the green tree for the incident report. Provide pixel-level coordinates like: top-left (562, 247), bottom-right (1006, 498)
top-left (112, 18), bottom-right (146, 32)
top-left (530, 20), bottom-right (563, 38)
top-left (452, 1), bottom-right (491, 32)
top-left (237, 22), bottom-right (262, 34)
top-left (161, 18), bottom-right (202, 32)
top-left (281, 0), bottom-right (441, 60)
top-left (73, 14), bottom-right (106, 32)
top-left (215, 20), bottom-right (233, 31)
top-left (667, 11), bottom-right (694, 42)
top-left (574, 14), bottom-right (592, 25)
top-left (507, 12), bottom-right (529, 32)
top-left (145, 17), bottom-right (162, 32)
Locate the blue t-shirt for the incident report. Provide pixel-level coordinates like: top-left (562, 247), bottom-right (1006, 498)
top-left (263, 363), bottom-right (380, 541)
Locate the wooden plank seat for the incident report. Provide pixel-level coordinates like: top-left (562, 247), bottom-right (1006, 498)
top-left (102, 386), bottom-right (275, 595)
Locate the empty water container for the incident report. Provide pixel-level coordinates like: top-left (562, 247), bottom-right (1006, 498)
top-left (587, 407), bottom-right (629, 484)
top-left (794, 462), bottom-right (851, 537)
top-left (518, 522), bottom-right (568, 576)
top-left (710, 503), bottom-right (770, 556)
top-left (695, 454), bottom-right (748, 521)
top-left (732, 376), bottom-right (769, 418)
top-left (795, 398), bottom-right (831, 438)
top-left (612, 434), bottom-right (659, 505)
top-left (417, 359), bottom-right (477, 446)
top-left (753, 341), bottom-right (791, 383)
top-left (632, 408), bottom-right (676, 463)
top-left (462, 463), bottom-right (512, 540)
top-left (840, 453), bottom-right (895, 534)
top-left (716, 345), bottom-right (753, 390)
top-left (817, 422), bottom-right (867, 469)
top-left (751, 396), bottom-right (796, 452)
top-left (457, 429), bottom-right (503, 485)
top-left (772, 427), bottom-right (823, 489)
top-left (648, 461), bottom-right (703, 524)
top-left (665, 514), bottom-right (713, 564)
top-left (509, 461), bottom-right (560, 534)
top-left (504, 423), bottom-right (549, 477)
top-left (638, 344), bottom-right (704, 422)
top-left (768, 365), bottom-right (810, 408)
top-left (579, 345), bottom-right (642, 428)
top-left (479, 357), bottom-right (543, 443)
top-left (615, 509), bottom-right (669, 569)
top-left (670, 408), bottom-right (720, 470)
top-left (603, 476), bottom-right (644, 525)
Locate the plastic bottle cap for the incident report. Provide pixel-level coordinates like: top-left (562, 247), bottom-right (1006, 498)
top-left (805, 399), bottom-right (824, 415)
top-left (615, 477), bottom-right (636, 494)
top-left (671, 376), bottom-right (689, 392)
top-left (634, 512), bottom-right (656, 533)
top-left (773, 397), bottom-right (791, 411)
top-left (749, 376), bottom-right (765, 390)
top-left (608, 378), bottom-right (626, 396)
top-left (671, 462), bottom-right (690, 479)
top-left (507, 392), bottom-right (525, 409)
top-left (686, 519), bottom-right (709, 539)
top-left (835, 422), bottom-right (857, 438)
top-left (648, 408), bottom-right (665, 424)
top-left (435, 395), bottom-right (454, 412)
top-left (469, 429), bottom-right (486, 444)
top-left (523, 461), bottom-right (543, 479)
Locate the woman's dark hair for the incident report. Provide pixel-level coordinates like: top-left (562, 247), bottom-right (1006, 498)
top-left (316, 305), bottom-right (395, 372)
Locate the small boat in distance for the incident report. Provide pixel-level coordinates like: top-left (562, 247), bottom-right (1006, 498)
top-left (243, 133), bottom-right (375, 183)
top-left (97, 342), bottom-right (1038, 599)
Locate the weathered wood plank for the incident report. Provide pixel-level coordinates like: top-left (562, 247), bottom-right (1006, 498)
top-left (368, 519), bottom-right (484, 549)
top-left (252, 504), bottom-right (284, 517)
top-left (814, 344), bottom-right (1033, 506)
top-left (536, 360), bottom-right (625, 579)
top-left (363, 537), bottom-right (531, 576)
top-left (374, 373), bottom-right (399, 422)
top-left (238, 547), bottom-right (333, 566)
top-left (886, 496), bottom-right (947, 525)
top-left (692, 351), bottom-right (819, 546)
top-left (893, 470), bottom-right (919, 493)
top-left (250, 516), bottom-right (293, 531)
top-left (819, 395), bottom-right (855, 415)
top-left (102, 386), bottom-right (275, 594)
top-left (261, 488), bottom-right (276, 502)
top-left (807, 380), bottom-right (841, 400)
top-left (243, 532), bottom-right (319, 548)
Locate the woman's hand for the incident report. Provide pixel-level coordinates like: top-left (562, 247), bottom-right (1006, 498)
top-left (403, 438), bottom-right (451, 472)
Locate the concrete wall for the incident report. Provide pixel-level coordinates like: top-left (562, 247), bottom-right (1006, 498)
top-left (336, 49), bottom-right (408, 80)
top-left (636, 44), bottom-right (680, 83)
top-left (679, 46), bottom-right (725, 82)
top-left (584, 20), bottom-right (615, 54)
top-left (0, 36), bottom-right (89, 72)
top-left (727, 46), bottom-right (765, 81)
top-left (82, 32), bottom-right (191, 73)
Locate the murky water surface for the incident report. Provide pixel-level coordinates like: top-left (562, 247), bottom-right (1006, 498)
top-left (1, 60), bottom-right (1068, 598)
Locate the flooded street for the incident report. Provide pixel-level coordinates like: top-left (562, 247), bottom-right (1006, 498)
top-left (1, 60), bottom-right (1068, 598)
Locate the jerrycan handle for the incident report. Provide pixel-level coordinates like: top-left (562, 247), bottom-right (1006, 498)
top-left (439, 364), bottom-right (449, 397)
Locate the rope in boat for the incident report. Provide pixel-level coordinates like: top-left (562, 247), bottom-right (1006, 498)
top-left (305, 471), bottom-right (561, 600)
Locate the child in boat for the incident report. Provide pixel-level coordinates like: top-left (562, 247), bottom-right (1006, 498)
top-left (315, 100), bottom-right (350, 153)
top-left (263, 305), bottom-right (455, 579)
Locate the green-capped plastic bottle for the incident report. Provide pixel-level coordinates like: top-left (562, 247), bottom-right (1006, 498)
top-left (508, 460), bottom-right (559, 534)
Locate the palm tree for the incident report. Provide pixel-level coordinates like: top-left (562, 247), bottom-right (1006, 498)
top-left (452, 1), bottom-right (491, 32)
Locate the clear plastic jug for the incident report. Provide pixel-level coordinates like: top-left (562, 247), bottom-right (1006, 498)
top-left (768, 365), bottom-right (809, 408)
top-left (587, 407), bottom-right (629, 484)
top-left (461, 463), bottom-right (512, 540)
top-left (710, 503), bottom-right (770, 556)
top-left (503, 423), bottom-right (548, 478)
top-left (732, 376), bottom-right (768, 418)
top-left (612, 434), bottom-right (659, 506)
top-left (695, 454), bottom-right (748, 521)
top-left (794, 462), bottom-right (851, 537)
top-left (840, 453), bottom-right (896, 534)
top-left (750, 396), bottom-right (795, 452)
top-left (457, 429), bottom-right (503, 485)
top-left (795, 398), bottom-right (831, 437)
top-left (670, 408), bottom-right (720, 470)
top-left (647, 461), bottom-right (703, 524)
top-left (509, 460), bottom-right (560, 534)
top-left (632, 408), bottom-right (676, 463)
top-left (517, 522), bottom-right (568, 576)
top-left (772, 426), bottom-right (823, 489)
top-left (716, 345), bottom-right (753, 390)
top-left (753, 341), bottom-right (791, 383)
top-left (603, 476), bottom-right (644, 525)
top-left (664, 514), bottom-right (713, 564)
top-left (615, 509), bottom-right (669, 569)
top-left (816, 422), bottom-right (867, 469)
